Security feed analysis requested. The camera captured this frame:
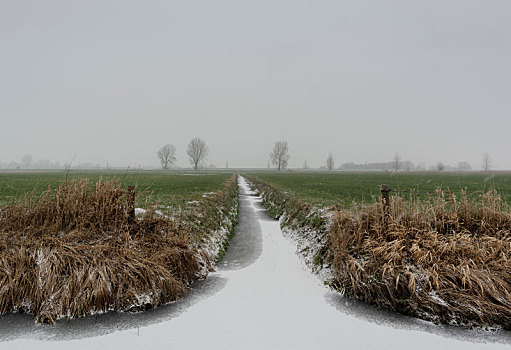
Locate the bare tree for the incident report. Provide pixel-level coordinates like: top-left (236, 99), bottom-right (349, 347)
top-left (269, 141), bottom-right (290, 171)
top-left (21, 154), bottom-right (32, 168)
top-left (326, 152), bottom-right (334, 171)
top-left (187, 137), bottom-right (209, 170)
top-left (482, 152), bottom-right (492, 172)
top-left (392, 153), bottom-right (401, 173)
top-left (157, 144), bottom-right (177, 170)
top-left (457, 161), bottom-right (472, 171)
top-left (436, 162), bottom-right (445, 171)
top-left (303, 160), bottom-right (308, 170)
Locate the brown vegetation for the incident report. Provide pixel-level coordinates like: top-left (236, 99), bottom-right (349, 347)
top-left (244, 174), bottom-right (511, 329)
top-left (329, 189), bottom-right (511, 329)
top-left (0, 176), bottom-right (238, 324)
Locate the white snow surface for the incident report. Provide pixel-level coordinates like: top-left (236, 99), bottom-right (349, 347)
top-left (134, 207), bottom-right (146, 215)
top-left (3, 177), bottom-right (510, 350)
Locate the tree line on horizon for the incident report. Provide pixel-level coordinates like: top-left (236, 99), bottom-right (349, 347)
top-left (158, 137), bottom-right (209, 171)
top-left (0, 141), bottom-right (493, 172)
top-left (158, 140), bottom-right (491, 173)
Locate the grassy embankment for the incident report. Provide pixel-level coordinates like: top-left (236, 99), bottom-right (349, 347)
top-left (244, 172), bottom-right (511, 329)
top-left (0, 171), bottom-right (238, 324)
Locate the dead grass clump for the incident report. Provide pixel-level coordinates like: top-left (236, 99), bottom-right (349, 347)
top-left (1, 179), bottom-right (138, 236)
top-left (0, 179), bottom-right (199, 323)
top-left (329, 190), bottom-right (511, 329)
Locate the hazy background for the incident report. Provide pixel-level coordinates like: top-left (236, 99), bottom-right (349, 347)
top-left (1, 0), bottom-right (510, 170)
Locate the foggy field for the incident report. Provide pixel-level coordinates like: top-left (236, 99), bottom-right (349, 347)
top-left (0, 171), bottom-right (234, 208)
top-left (3, 0), bottom-right (511, 346)
top-left (244, 172), bottom-right (511, 207)
top-left (4, 171), bottom-right (511, 209)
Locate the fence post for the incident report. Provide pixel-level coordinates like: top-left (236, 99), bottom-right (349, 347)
top-left (127, 186), bottom-right (136, 223)
top-left (380, 184), bottom-right (390, 215)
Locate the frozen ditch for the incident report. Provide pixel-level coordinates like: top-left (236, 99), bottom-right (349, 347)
top-left (1, 176), bottom-right (511, 349)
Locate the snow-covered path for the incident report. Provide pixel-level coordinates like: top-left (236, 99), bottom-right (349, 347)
top-left (2, 177), bottom-right (511, 349)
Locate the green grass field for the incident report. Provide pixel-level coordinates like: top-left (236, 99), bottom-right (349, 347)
top-left (0, 170), bottom-right (234, 208)
top-left (4, 170), bottom-right (511, 210)
top-left (244, 171), bottom-right (511, 207)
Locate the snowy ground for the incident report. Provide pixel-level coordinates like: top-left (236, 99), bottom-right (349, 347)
top-left (1, 177), bottom-right (510, 349)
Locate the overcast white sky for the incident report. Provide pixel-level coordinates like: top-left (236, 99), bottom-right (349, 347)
top-left (1, 0), bottom-right (510, 169)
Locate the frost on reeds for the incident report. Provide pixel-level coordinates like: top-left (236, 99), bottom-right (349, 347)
top-left (329, 189), bottom-right (511, 329)
top-left (0, 179), bottom-right (201, 324)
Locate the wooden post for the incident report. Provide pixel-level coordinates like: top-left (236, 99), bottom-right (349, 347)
top-left (380, 184), bottom-right (390, 215)
top-left (127, 186), bottom-right (136, 223)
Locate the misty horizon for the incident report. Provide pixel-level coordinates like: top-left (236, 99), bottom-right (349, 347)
top-left (0, 151), bottom-right (487, 172)
top-left (2, 1), bottom-right (510, 170)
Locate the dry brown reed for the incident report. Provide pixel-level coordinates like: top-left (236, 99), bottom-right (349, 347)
top-left (0, 179), bottom-right (204, 323)
top-left (329, 189), bottom-right (511, 329)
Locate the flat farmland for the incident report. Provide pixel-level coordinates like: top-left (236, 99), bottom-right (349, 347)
top-left (244, 172), bottom-right (511, 207)
top-left (0, 170), bottom-right (235, 208)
